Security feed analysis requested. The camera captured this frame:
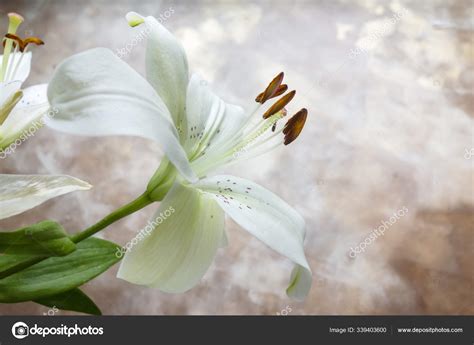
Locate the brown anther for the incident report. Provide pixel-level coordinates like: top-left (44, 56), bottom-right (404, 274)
top-left (24, 37), bottom-right (44, 46)
top-left (2, 39), bottom-right (17, 49)
top-left (283, 108), bottom-right (307, 145)
top-left (272, 84), bottom-right (288, 98)
top-left (257, 84), bottom-right (289, 103)
top-left (4, 33), bottom-right (44, 52)
top-left (255, 72), bottom-right (284, 104)
top-left (262, 90), bottom-right (296, 119)
top-left (4, 33), bottom-right (23, 50)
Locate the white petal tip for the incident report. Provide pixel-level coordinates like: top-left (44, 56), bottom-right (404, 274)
top-left (126, 11), bottom-right (145, 27)
top-left (80, 182), bottom-right (93, 190)
top-left (286, 288), bottom-right (307, 301)
top-left (286, 265), bottom-right (312, 300)
top-left (68, 176), bottom-right (93, 190)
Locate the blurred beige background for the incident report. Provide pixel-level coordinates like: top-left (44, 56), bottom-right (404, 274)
top-left (0, 0), bottom-right (472, 315)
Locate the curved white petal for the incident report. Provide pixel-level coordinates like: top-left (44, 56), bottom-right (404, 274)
top-left (0, 84), bottom-right (49, 149)
top-left (0, 80), bottom-right (22, 107)
top-left (184, 74), bottom-right (225, 156)
top-left (194, 175), bottom-right (312, 299)
top-left (185, 75), bottom-right (247, 172)
top-left (193, 102), bottom-right (246, 174)
top-left (1, 52), bottom-right (31, 84)
top-left (46, 48), bottom-right (196, 182)
top-left (0, 174), bottom-right (91, 220)
top-left (128, 12), bottom-right (189, 126)
top-left (118, 182), bottom-right (225, 293)
top-left (286, 264), bottom-right (312, 300)
top-left (207, 103), bottom-right (246, 150)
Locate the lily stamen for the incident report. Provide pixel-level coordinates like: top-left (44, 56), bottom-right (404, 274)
top-left (262, 90), bottom-right (296, 119)
top-left (235, 112), bottom-right (285, 152)
top-left (220, 74), bottom-right (291, 154)
top-left (4, 33), bottom-right (44, 52)
top-left (283, 108), bottom-right (308, 145)
top-left (1, 32), bottom-right (44, 83)
top-left (2, 39), bottom-right (17, 49)
top-left (255, 72), bottom-right (285, 103)
top-left (193, 73), bottom-right (307, 175)
top-left (1, 12), bottom-right (23, 82)
top-left (3, 33), bottom-right (44, 81)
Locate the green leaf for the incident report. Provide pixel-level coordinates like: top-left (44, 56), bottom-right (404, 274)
top-left (0, 220), bottom-right (76, 256)
top-left (0, 237), bottom-right (121, 303)
top-left (35, 288), bottom-right (102, 315)
top-left (0, 254), bottom-right (45, 279)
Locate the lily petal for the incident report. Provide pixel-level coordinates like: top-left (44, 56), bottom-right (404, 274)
top-left (46, 48), bottom-right (196, 182)
top-left (0, 52), bottom-right (31, 84)
top-left (118, 182), bottom-right (225, 293)
top-left (286, 264), bottom-right (313, 300)
top-left (185, 75), bottom-right (247, 172)
top-left (195, 175), bottom-right (312, 299)
top-left (0, 84), bottom-right (49, 149)
top-left (128, 12), bottom-right (189, 127)
top-left (193, 101), bottom-right (246, 173)
top-left (0, 80), bottom-right (22, 107)
top-left (0, 174), bottom-right (91, 220)
top-left (184, 74), bottom-right (225, 156)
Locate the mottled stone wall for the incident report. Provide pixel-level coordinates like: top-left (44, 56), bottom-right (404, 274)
top-left (0, 0), bottom-right (472, 315)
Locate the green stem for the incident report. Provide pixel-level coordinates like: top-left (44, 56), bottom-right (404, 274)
top-left (70, 192), bottom-right (153, 243)
top-left (0, 193), bottom-right (153, 279)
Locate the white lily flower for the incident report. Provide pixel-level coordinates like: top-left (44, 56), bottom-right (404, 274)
top-left (0, 14), bottom-right (91, 223)
top-left (0, 13), bottom-right (48, 151)
top-left (47, 12), bottom-right (312, 299)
